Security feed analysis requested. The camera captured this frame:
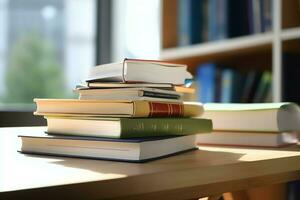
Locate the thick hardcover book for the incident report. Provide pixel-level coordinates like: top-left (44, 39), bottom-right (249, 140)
top-left (196, 131), bottom-right (298, 147)
top-left (34, 99), bottom-right (204, 118)
top-left (18, 133), bottom-right (197, 162)
top-left (45, 117), bottom-right (213, 138)
top-left (203, 102), bottom-right (300, 132)
top-left (86, 58), bottom-right (192, 85)
top-left (75, 87), bottom-right (181, 102)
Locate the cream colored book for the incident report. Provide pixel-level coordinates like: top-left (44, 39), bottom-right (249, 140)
top-left (196, 131), bottom-right (298, 147)
top-left (34, 99), bottom-right (204, 118)
top-left (203, 102), bottom-right (300, 132)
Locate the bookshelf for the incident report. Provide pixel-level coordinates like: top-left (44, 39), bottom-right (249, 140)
top-left (159, 0), bottom-right (300, 103)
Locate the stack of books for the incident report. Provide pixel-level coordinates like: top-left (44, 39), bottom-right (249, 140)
top-left (197, 102), bottom-right (300, 147)
top-left (19, 59), bottom-right (213, 162)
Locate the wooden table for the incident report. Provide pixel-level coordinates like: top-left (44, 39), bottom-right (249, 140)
top-left (1, 127), bottom-right (300, 200)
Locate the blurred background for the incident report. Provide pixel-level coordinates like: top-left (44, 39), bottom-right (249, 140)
top-left (0, 0), bottom-right (299, 126)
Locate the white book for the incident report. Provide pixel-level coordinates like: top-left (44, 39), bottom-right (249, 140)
top-left (76, 87), bottom-right (182, 102)
top-left (19, 134), bottom-right (196, 162)
top-left (196, 131), bottom-right (298, 147)
top-left (86, 59), bottom-right (192, 85)
top-left (203, 103), bottom-right (300, 132)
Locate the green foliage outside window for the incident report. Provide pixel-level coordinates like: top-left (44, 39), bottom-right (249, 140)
top-left (3, 32), bottom-right (66, 103)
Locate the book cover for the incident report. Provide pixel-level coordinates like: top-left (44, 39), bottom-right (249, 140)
top-left (19, 134), bottom-right (197, 162)
top-left (34, 99), bottom-right (204, 118)
top-left (46, 117), bottom-right (213, 138)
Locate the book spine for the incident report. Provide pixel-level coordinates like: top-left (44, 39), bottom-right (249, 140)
top-left (133, 101), bottom-right (203, 118)
top-left (221, 69), bottom-right (233, 103)
top-left (178, 0), bottom-right (191, 46)
top-left (148, 102), bottom-right (183, 117)
top-left (120, 118), bottom-right (212, 138)
top-left (197, 63), bottom-right (216, 103)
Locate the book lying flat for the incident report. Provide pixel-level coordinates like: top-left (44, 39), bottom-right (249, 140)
top-left (78, 83), bottom-right (195, 94)
top-left (19, 134), bottom-right (196, 162)
top-left (45, 117), bottom-right (212, 138)
top-left (86, 58), bottom-right (193, 85)
top-left (75, 88), bottom-right (182, 102)
top-left (202, 103), bottom-right (300, 132)
top-left (196, 131), bottom-right (298, 147)
top-left (85, 82), bottom-right (174, 89)
top-left (34, 99), bottom-right (204, 118)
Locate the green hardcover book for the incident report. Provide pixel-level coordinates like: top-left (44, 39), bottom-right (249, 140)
top-left (45, 117), bottom-right (212, 138)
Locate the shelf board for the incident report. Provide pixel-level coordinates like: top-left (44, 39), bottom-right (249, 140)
top-left (281, 27), bottom-right (300, 41)
top-left (160, 33), bottom-right (273, 61)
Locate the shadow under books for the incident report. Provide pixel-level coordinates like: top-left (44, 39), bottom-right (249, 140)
top-left (23, 149), bottom-right (246, 176)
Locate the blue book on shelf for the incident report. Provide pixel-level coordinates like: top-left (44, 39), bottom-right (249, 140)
top-left (197, 63), bottom-right (217, 103)
top-left (178, 0), bottom-right (203, 46)
top-left (221, 69), bottom-right (233, 103)
top-left (208, 0), bottom-right (228, 40)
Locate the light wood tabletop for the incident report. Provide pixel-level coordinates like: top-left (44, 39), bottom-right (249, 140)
top-left (1, 127), bottom-right (300, 200)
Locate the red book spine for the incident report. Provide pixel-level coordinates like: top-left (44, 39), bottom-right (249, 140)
top-left (148, 102), bottom-right (184, 117)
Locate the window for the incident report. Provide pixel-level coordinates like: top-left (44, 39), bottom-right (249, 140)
top-left (112, 0), bottom-right (160, 61)
top-left (0, 0), bottom-right (96, 109)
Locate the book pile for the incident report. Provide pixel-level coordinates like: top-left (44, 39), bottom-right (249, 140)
top-left (197, 102), bottom-right (300, 147)
top-left (19, 59), bottom-right (213, 162)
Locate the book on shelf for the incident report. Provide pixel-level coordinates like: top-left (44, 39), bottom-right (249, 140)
top-left (253, 71), bottom-right (271, 103)
top-left (178, 0), bottom-right (204, 45)
top-left (208, 0), bottom-right (228, 40)
top-left (175, 0), bottom-right (273, 45)
top-left (202, 102), bottom-right (300, 132)
top-left (282, 53), bottom-right (300, 104)
top-left (196, 63), bottom-right (218, 103)
top-left (241, 70), bottom-right (262, 103)
top-left (196, 131), bottom-right (298, 147)
top-left (34, 99), bottom-right (204, 118)
top-left (221, 68), bottom-right (245, 103)
top-left (196, 63), bottom-right (271, 103)
top-left (75, 87), bottom-right (182, 102)
top-left (19, 133), bottom-right (197, 162)
top-left (86, 58), bottom-right (192, 85)
top-left (45, 117), bottom-right (212, 138)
